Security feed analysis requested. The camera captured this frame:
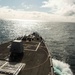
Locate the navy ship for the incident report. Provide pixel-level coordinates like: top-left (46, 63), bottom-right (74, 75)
top-left (0, 32), bottom-right (54, 75)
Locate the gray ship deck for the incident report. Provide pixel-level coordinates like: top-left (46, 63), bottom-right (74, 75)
top-left (0, 34), bottom-right (54, 75)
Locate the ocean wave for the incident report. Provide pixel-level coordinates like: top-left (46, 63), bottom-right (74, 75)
top-left (52, 59), bottom-right (73, 75)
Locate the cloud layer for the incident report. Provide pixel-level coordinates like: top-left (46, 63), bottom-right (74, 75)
top-left (0, 6), bottom-right (75, 22)
top-left (0, 6), bottom-right (51, 20)
top-left (42, 0), bottom-right (75, 16)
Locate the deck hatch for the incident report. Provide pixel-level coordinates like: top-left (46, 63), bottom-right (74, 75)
top-left (24, 42), bottom-right (41, 51)
top-left (0, 61), bottom-right (25, 75)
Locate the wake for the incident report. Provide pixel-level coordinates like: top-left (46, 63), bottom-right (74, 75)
top-left (52, 59), bottom-right (73, 75)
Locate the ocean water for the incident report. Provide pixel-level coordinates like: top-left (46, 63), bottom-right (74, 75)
top-left (0, 19), bottom-right (75, 75)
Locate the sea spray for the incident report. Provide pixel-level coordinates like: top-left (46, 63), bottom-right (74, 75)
top-left (52, 59), bottom-right (73, 75)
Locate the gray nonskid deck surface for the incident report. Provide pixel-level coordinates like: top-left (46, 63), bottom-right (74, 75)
top-left (0, 34), bottom-right (54, 75)
top-left (22, 40), bottom-right (48, 69)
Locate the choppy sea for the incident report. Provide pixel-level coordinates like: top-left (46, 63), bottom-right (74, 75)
top-left (0, 19), bottom-right (75, 75)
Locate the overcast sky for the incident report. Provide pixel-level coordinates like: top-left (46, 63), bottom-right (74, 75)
top-left (0, 0), bottom-right (75, 22)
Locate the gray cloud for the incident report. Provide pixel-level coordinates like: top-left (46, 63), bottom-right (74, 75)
top-left (41, 0), bottom-right (75, 16)
top-left (64, 11), bottom-right (75, 16)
